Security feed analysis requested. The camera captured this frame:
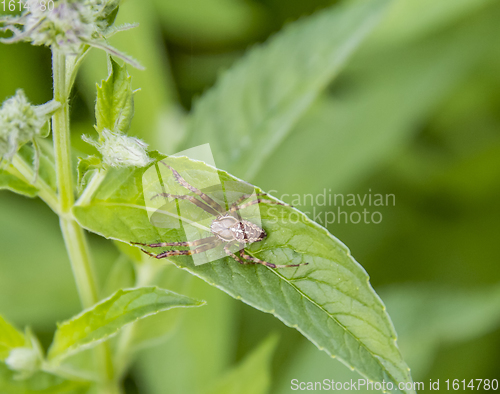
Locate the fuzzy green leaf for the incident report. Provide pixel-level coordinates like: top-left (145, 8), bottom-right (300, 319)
top-left (16, 142), bottom-right (57, 194)
top-left (76, 155), bottom-right (102, 193)
top-left (0, 315), bottom-right (25, 360)
top-left (72, 155), bottom-right (414, 392)
top-left (98, 0), bottom-right (120, 28)
top-left (95, 58), bottom-right (135, 135)
top-left (0, 170), bottom-right (38, 197)
top-left (47, 286), bottom-right (205, 362)
top-left (38, 122), bottom-right (50, 139)
top-left (180, 0), bottom-right (392, 181)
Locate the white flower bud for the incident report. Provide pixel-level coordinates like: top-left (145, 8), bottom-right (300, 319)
top-left (1, 1), bottom-right (143, 68)
top-left (1, 0), bottom-right (120, 54)
top-left (0, 90), bottom-right (45, 161)
top-left (83, 128), bottom-right (151, 168)
top-left (5, 347), bottom-right (40, 375)
top-left (28, 1), bottom-right (96, 53)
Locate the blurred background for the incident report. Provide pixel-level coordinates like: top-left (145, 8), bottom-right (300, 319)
top-left (1, 0), bottom-right (499, 392)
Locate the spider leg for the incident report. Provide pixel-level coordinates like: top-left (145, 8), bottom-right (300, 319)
top-left (230, 199), bottom-right (288, 213)
top-left (229, 193), bottom-right (269, 212)
top-left (141, 239), bottom-right (221, 259)
top-left (230, 193), bottom-right (271, 222)
top-left (239, 250), bottom-right (307, 269)
top-left (160, 162), bottom-right (224, 214)
top-left (132, 236), bottom-right (217, 248)
top-left (151, 193), bottom-right (220, 216)
top-left (224, 243), bottom-right (305, 268)
top-left (224, 242), bottom-right (252, 265)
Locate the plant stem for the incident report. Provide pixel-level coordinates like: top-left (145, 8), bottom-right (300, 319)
top-left (51, 49), bottom-right (119, 394)
top-left (52, 49), bottom-right (98, 308)
top-left (52, 51), bottom-right (74, 215)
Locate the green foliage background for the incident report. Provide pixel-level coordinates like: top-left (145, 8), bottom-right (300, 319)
top-left (1, 0), bottom-right (499, 392)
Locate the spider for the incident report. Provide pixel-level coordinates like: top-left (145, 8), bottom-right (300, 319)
top-left (133, 163), bottom-right (306, 269)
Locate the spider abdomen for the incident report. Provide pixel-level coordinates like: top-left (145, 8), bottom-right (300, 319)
top-left (233, 220), bottom-right (266, 244)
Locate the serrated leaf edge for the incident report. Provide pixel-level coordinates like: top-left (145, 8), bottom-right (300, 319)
top-left (48, 286), bottom-right (205, 363)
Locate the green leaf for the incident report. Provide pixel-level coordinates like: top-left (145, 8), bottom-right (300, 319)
top-left (95, 58), bottom-right (135, 135)
top-left (97, 0), bottom-right (120, 28)
top-left (0, 170), bottom-right (38, 197)
top-left (72, 155), bottom-right (415, 392)
top-left (204, 335), bottom-right (279, 394)
top-left (76, 155), bottom-right (102, 193)
top-left (0, 363), bottom-right (89, 394)
top-left (180, 0), bottom-right (392, 180)
top-left (47, 286), bottom-right (205, 362)
top-left (17, 141), bottom-right (57, 194)
top-left (0, 315), bottom-right (25, 360)
top-left (9, 141), bottom-right (59, 213)
top-left (38, 122), bottom-right (50, 139)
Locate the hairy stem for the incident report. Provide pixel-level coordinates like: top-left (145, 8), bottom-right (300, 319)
top-left (52, 49), bottom-right (98, 307)
top-left (51, 49), bottom-right (119, 394)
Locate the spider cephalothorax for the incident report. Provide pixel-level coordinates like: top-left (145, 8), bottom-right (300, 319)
top-left (133, 163), bottom-right (305, 269)
top-left (210, 214), bottom-right (266, 243)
